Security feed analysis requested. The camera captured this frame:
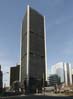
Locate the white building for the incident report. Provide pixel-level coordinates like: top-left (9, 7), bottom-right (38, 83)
top-left (51, 62), bottom-right (72, 86)
top-left (51, 62), bottom-right (64, 83)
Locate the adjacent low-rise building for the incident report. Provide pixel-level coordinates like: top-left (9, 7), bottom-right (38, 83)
top-left (51, 62), bottom-right (72, 86)
top-left (48, 74), bottom-right (61, 86)
top-left (10, 65), bottom-right (20, 86)
top-left (0, 65), bottom-right (3, 92)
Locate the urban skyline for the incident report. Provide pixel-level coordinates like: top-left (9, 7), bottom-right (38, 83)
top-left (0, 0), bottom-right (73, 86)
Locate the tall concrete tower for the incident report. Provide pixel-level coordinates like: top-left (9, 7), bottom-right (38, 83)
top-left (64, 63), bottom-right (72, 86)
top-left (21, 5), bottom-right (47, 84)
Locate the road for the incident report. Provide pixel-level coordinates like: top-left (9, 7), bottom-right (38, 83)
top-left (35, 91), bottom-right (70, 96)
top-left (0, 91), bottom-right (73, 99)
top-left (0, 95), bottom-right (73, 99)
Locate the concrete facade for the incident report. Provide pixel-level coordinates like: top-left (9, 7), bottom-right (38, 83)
top-left (51, 62), bottom-right (64, 83)
top-left (64, 63), bottom-right (72, 86)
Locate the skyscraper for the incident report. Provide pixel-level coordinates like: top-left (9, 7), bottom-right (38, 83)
top-left (20, 5), bottom-right (47, 85)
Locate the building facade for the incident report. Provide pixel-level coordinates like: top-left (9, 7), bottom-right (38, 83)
top-left (51, 62), bottom-right (72, 86)
top-left (21, 5), bottom-right (47, 84)
top-left (64, 63), bottom-right (72, 86)
top-left (72, 69), bottom-right (73, 84)
top-left (0, 65), bottom-right (3, 92)
top-left (51, 62), bottom-right (64, 83)
top-left (10, 65), bottom-right (20, 86)
top-left (48, 74), bottom-right (61, 86)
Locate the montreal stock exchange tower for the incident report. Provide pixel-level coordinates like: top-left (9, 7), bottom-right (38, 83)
top-left (20, 5), bottom-right (47, 92)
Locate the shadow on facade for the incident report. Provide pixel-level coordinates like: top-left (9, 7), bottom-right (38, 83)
top-left (24, 76), bottom-right (47, 94)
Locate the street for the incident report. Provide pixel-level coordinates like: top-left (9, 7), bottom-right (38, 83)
top-left (0, 95), bottom-right (73, 99)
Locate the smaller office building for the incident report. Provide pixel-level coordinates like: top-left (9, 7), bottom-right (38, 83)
top-left (0, 65), bottom-right (3, 92)
top-left (10, 65), bottom-right (20, 86)
top-left (48, 74), bottom-right (61, 86)
top-left (51, 62), bottom-right (72, 86)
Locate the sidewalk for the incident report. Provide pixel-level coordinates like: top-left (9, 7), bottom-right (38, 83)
top-left (35, 92), bottom-right (68, 96)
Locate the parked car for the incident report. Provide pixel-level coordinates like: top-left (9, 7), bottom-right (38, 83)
top-left (43, 86), bottom-right (54, 92)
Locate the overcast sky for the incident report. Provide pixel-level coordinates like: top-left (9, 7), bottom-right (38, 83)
top-left (0, 0), bottom-right (73, 86)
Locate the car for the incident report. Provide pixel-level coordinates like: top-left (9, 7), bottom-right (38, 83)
top-left (43, 87), bottom-right (54, 92)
